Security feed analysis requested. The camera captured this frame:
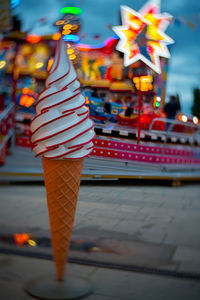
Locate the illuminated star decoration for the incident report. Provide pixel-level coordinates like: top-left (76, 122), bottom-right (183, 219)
top-left (112, 2), bottom-right (174, 74)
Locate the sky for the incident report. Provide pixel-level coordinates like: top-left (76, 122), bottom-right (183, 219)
top-left (13, 0), bottom-right (200, 114)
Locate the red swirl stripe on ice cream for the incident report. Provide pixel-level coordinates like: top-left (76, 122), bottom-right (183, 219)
top-left (31, 37), bottom-right (95, 159)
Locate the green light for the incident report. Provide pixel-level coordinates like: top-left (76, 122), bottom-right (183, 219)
top-left (59, 7), bottom-right (82, 15)
top-left (155, 102), bottom-right (160, 108)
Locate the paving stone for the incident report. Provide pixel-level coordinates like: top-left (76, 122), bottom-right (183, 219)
top-left (74, 216), bottom-right (119, 231)
top-left (164, 226), bottom-right (200, 248)
top-left (88, 207), bottom-right (138, 221)
top-left (177, 261), bottom-right (200, 273)
top-left (112, 220), bottom-right (143, 235)
top-left (0, 281), bottom-right (31, 300)
top-left (173, 246), bottom-right (200, 263)
top-left (136, 223), bottom-right (168, 244)
top-left (78, 201), bottom-right (119, 210)
top-left (115, 204), bottom-right (141, 213)
top-left (145, 214), bottom-right (173, 224)
top-left (92, 267), bottom-right (200, 300)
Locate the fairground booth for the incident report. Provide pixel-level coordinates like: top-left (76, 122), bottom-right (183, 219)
top-left (0, 0), bottom-right (200, 181)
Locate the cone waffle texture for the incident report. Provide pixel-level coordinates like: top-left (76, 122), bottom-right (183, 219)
top-left (42, 158), bottom-right (83, 281)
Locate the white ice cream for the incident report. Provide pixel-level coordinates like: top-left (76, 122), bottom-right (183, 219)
top-left (31, 38), bottom-right (95, 159)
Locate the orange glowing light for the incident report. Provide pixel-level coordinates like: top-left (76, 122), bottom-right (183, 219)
top-left (71, 24), bottom-right (78, 30)
top-left (62, 29), bottom-right (71, 35)
top-left (178, 115), bottom-right (188, 123)
top-left (52, 32), bottom-right (61, 40)
top-left (85, 97), bottom-right (90, 105)
top-left (20, 95), bottom-right (35, 107)
top-left (22, 87), bottom-right (34, 95)
top-left (19, 95), bottom-right (27, 106)
top-left (140, 75), bottom-right (153, 83)
top-left (26, 34), bottom-right (42, 44)
top-left (25, 97), bottom-right (35, 107)
top-left (22, 87), bottom-right (29, 94)
top-left (56, 20), bottom-right (64, 25)
top-left (47, 58), bottom-right (54, 71)
top-left (29, 89), bottom-right (34, 95)
top-left (63, 24), bottom-right (72, 30)
top-left (14, 233), bottom-right (29, 246)
top-left (133, 75), bottom-right (153, 91)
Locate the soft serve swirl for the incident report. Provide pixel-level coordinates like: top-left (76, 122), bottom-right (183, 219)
top-left (31, 38), bottom-right (95, 159)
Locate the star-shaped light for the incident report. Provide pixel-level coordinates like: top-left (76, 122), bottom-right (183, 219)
top-left (112, 1), bottom-right (174, 74)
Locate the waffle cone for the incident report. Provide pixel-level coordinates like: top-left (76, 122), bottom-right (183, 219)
top-left (42, 158), bottom-right (83, 281)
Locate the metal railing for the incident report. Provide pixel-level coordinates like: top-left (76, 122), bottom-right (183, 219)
top-left (149, 118), bottom-right (200, 144)
top-left (0, 102), bottom-right (15, 123)
top-left (0, 102), bottom-right (16, 153)
top-left (0, 129), bottom-right (15, 152)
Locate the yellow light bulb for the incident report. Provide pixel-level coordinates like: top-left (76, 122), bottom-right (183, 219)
top-left (71, 25), bottom-right (78, 30)
top-left (0, 61), bottom-right (6, 69)
top-left (69, 54), bottom-right (76, 60)
top-left (62, 29), bottom-right (71, 35)
top-left (67, 48), bottom-right (74, 55)
top-left (28, 239), bottom-right (37, 247)
top-left (35, 62), bottom-right (44, 69)
top-left (63, 24), bottom-right (72, 30)
top-left (56, 20), bottom-right (64, 25)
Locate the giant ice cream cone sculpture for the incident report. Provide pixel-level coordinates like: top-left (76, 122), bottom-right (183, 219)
top-left (30, 37), bottom-right (95, 281)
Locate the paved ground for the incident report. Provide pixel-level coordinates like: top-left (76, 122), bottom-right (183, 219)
top-left (0, 181), bottom-right (200, 299)
top-left (1, 253), bottom-right (200, 300)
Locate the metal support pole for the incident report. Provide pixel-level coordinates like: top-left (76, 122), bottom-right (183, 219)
top-left (11, 43), bottom-right (20, 151)
top-left (137, 88), bottom-right (142, 144)
top-left (12, 43), bottom-right (20, 104)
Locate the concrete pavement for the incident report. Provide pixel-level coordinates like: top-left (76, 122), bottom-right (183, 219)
top-left (0, 181), bottom-right (200, 299)
top-left (1, 254), bottom-right (200, 300)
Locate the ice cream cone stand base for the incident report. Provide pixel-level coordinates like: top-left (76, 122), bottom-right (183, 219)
top-left (25, 275), bottom-right (93, 300)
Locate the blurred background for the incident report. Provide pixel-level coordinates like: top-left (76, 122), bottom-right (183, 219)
top-left (0, 1), bottom-right (200, 299)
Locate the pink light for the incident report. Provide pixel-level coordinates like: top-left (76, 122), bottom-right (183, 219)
top-left (77, 37), bottom-right (118, 51)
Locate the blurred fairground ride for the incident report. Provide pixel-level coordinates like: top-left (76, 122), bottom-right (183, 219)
top-left (0, 0), bottom-right (200, 181)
